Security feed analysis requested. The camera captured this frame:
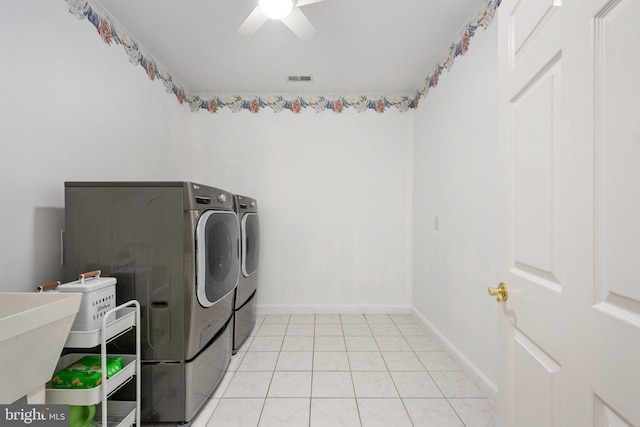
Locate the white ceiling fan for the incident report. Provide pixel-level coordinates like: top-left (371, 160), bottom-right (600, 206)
top-left (237, 0), bottom-right (327, 40)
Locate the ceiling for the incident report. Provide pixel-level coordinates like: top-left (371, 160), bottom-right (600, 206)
top-left (90, 0), bottom-right (487, 98)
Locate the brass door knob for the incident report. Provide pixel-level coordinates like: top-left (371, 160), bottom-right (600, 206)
top-left (488, 282), bottom-right (508, 302)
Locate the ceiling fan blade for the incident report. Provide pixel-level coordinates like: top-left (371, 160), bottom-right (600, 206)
top-left (237, 6), bottom-right (269, 35)
top-left (281, 8), bottom-right (316, 40)
top-left (295, 0), bottom-right (326, 6)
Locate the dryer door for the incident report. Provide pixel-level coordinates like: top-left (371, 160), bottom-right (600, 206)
top-left (196, 210), bottom-right (240, 307)
top-left (242, 213), bottom-right (260, 277)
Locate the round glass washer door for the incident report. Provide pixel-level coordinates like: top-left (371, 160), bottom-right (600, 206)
top-left (196, 210), bottom-right (240, 307)
top-left (242, 213), bottom-right (260, 277)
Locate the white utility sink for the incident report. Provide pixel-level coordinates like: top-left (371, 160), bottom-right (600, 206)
top-left (0, 292), bottom-right (81, 404)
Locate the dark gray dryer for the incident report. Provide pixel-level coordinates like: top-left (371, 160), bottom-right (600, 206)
top-left (233, 194), bottom-right (260, 352)
top-left (64, 181), bottom-right (239, 424)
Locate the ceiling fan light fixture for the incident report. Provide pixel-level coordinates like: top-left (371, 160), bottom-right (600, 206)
top-left (259, 0), bottom-right (294, 20)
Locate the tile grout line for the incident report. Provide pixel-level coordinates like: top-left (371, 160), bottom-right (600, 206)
top-left (254, 314), bottom-right (276, 427)
top-left (399, 316), bottom-right (462, 425)
top-left (389, 316), bottom-right (418, 427)
top-left (308, 315), bottom-right (316, 427)
top-left (343, 315), bottom-right (364, 427)
top-left (395, 315), bottom-right (476, 427)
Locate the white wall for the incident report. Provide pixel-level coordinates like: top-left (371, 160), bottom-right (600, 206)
top-left (412, 22), bottom-right (499, 396)
top-left (190, 109), bottom-right (414, 313)
top-left (1, 0), bottom-right (497, 395)
top-left (0, 1), bottom-right (414, 312)
top-left (0, 1), bottom-right (191, 291)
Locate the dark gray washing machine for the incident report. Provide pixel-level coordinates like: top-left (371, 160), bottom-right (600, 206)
top-left (233, 195), bottom-right (260, 352)
top-left (64, 182), bottom-right (239, 424)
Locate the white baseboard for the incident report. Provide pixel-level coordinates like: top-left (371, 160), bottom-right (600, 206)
top-left (256, 304), bottom-right (412, 315)
top-left (411, 307), bottom-right (498, 403)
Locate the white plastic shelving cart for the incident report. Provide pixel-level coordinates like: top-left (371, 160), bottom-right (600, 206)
top-left (46, 300), bottom-right (141, 427)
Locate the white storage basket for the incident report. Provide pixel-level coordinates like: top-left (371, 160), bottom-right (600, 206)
top-left (57, 270), bottom-right (117, 331)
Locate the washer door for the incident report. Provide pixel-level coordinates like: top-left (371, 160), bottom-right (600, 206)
top-left (196, 210), bottom-right (240, 307)
top-left (241, 213), bottom-right (260, 277)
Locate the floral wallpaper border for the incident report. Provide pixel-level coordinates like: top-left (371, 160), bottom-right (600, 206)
top-left (65, 0), bottom-right (501, 114)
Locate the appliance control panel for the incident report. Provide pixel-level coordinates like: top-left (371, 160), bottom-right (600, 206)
top-left (187, 182), bottom-right (234, 210)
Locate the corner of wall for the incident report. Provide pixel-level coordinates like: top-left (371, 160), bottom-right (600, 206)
top-left (412, 307), bottom-right (498, 403)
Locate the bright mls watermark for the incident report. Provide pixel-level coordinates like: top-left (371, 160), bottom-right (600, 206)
top-left (0, 405), bottom-right (68, 426)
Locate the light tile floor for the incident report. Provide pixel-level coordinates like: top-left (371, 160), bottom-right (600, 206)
top-left (191, 314), bottom-right (495, 427)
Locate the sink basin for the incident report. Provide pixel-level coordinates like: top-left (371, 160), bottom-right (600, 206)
top-left (0, 292), bottom-right (81, 403)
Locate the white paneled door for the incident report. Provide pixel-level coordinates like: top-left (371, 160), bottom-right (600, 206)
top-left (496, 0), bottom-right (640, 426)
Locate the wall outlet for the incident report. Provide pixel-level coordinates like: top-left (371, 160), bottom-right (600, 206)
top-left (434, 216), bottom-right (440, 231)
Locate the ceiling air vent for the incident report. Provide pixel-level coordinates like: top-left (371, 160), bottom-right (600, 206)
top-left (287, 75), bottom-right (313, 82)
